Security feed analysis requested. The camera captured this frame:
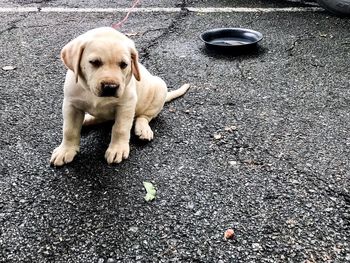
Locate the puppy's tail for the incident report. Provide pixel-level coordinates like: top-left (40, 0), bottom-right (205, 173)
top-left (165, 84), bottom-right (190, 103)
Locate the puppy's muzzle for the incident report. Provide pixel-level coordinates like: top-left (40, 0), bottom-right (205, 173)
top-left (101, 83), bottom-right (119, 97)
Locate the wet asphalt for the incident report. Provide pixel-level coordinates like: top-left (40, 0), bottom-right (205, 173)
top-left (0, 0), bottom-right (350, 262)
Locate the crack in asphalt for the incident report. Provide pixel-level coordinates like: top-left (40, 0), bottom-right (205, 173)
top-left (0, 15), bottom-right (28, 35)
top-left (139, 27), bottom-right (168, 36)
top-left (286, 35), bottom-right (316, 56)
top-left (0, 24), bottom-right (18, 35)
top-left (139, 0), bottom-right (189, 64)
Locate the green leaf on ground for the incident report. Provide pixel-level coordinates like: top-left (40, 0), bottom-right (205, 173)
top-left (143, 181), bottom-right (156, 202)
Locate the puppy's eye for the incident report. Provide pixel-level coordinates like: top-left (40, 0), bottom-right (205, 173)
top-left (120, 61), bottom-right (128, 69)
top-left (89, 59), bottom-right (102, 67)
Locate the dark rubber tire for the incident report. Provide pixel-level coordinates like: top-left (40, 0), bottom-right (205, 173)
top-left (317, 0), bottom-right (350, 16)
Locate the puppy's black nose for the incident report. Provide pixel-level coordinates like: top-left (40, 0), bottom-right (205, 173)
top-left (101, 83), bottom-right (119, 97)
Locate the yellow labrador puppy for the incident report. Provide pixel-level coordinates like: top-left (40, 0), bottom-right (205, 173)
top-left (50, 27), bottom-right (190, 166)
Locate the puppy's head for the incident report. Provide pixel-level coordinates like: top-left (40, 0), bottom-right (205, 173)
top-left (61, 27), bottom-right (140, 98)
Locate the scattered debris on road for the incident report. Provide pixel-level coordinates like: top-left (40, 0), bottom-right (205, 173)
top-left (224, 125), bottom-right (238, 132)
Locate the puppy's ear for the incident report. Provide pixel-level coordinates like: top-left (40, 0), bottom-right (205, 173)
top-left (61, 39), bottom-right (85, 83)
top-left (130, 47), bottom-right (141, 81)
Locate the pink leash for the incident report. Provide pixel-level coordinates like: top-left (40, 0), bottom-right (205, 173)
top-left (111, 0), bottom-right (141, 29)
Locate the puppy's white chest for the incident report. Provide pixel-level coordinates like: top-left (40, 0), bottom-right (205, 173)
top-left (91, 98), bottom-right (119, 118)
top-left (74, 92), bottom-right (119, 120)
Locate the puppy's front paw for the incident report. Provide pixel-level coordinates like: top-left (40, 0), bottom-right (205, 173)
top-left (105, 143), bottom-right (130, 164)
top-left (50, 145), bottom-right (79, 167)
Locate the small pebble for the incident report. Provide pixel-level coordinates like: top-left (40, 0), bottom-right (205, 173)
top-left (2, 65), bottom-right (16, 71)
top-left (224, 228), bottom-right (234, 239)
top-left (228, 160), bottom-right (238, 166)
top-left (252, 242), bottom-right (262, 251)
top-left (128, 226), bottom-right (139, 233)
top-left (213, 133), bottom-right (222, 140)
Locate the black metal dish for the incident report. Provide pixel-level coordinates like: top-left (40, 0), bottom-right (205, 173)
top-left (200, 28), bottom-right (263, 54)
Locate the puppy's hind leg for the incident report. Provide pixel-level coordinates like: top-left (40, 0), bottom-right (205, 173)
top-left (135, 116), bottom-right (154, 141)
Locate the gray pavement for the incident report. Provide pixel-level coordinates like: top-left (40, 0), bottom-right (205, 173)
top-left (1, 1), bottom-right (350, 262)
top-left (0, 0), bottom-right (318, 8)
